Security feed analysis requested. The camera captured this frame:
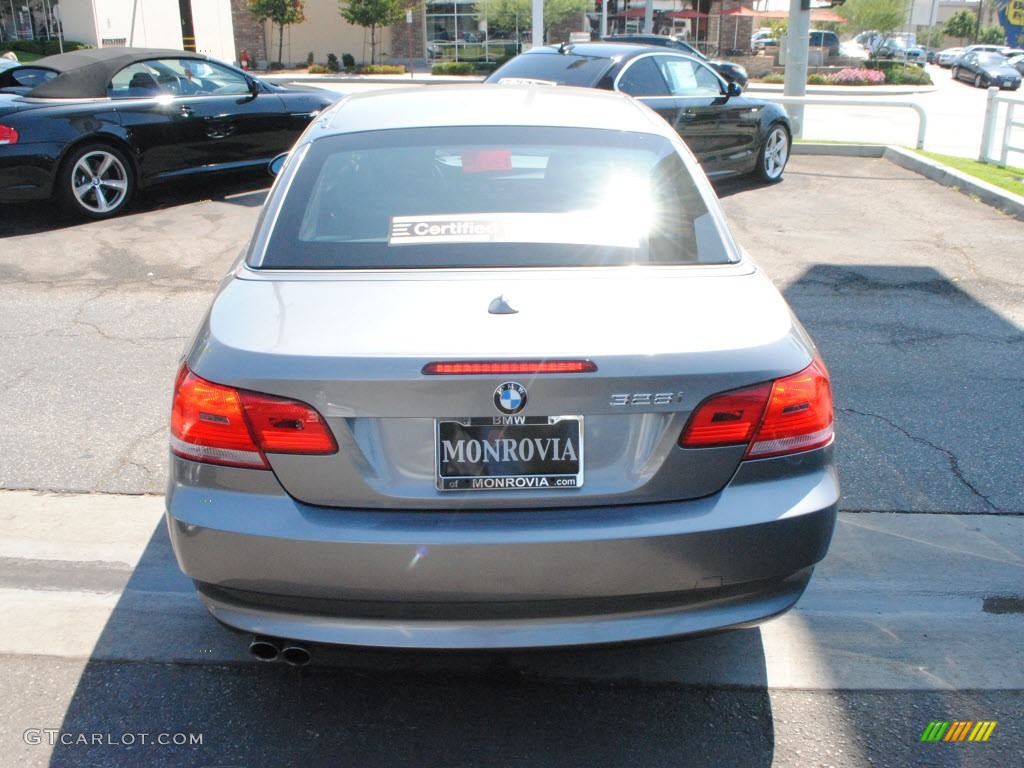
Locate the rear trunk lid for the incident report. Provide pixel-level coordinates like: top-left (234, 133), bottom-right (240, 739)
top-left (187, 264), bottom-right (814, 509)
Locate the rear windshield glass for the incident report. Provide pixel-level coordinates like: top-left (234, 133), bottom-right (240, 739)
top-left (258, 126), bottom-right (732, 270)
top-left (488, 53), bottom-right (613, 86)
top-left (976, 53), bottom-right (1007, 66)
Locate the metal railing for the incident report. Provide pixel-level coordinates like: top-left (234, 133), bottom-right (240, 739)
top-left (980, 87), bottom-right (1024, 167)
top-left (756, 95), bottom-right (928, 150)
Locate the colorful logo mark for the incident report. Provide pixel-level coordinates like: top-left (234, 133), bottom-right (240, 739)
top-left (920, 721), bottom-right (997, 742)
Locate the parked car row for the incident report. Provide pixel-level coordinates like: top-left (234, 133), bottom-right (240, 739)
top-left (1, 41), bottom-right (793, 220)
top-left (937, 44), bottom-right (1024, 69)
top-left (951, 50), bottom-right (1022, 90)
top-left (750, 30), bottom-right (840, 57)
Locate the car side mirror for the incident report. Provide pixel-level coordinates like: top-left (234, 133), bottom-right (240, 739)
top-left (269, 153), bottom-right (288, 176)
top-left (247, 76), bottom-right (260, 98)
top-left (726, 81), bottom-right (743, 98)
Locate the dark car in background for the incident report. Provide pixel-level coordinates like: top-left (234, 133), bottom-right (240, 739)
top-left (0, 47), bottom-right (340, 218)
top-left (486, 43), bottom-right (791, 182)
top-left (951, 51), bottom-right (1022, 90)
top-left (604, 34), bottom-right (750, 88)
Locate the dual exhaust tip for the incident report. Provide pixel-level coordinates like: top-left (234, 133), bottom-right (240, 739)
top-left (249, 635), bottom-right (312, 667)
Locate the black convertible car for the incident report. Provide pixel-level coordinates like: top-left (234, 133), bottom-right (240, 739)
top-left (0, 47), bottom-right (340, 218)
top-left (485, 43), bottom-right (791, 183)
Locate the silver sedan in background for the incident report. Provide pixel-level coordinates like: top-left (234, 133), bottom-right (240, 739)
top-left (166, 85), bottom-right (838, 661)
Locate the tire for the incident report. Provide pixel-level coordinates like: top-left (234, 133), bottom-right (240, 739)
top-left (58, 144), bottom-right (134, 219)
top-left (754, 122), bottom-right (790, 183)
top-left (974, 73), bottom-right (983, 88)
top-left (951, 66), bottom-right (958, 81)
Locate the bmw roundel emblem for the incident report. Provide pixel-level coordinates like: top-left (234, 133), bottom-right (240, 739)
top-left (494, 382), bottom-right (527, 414)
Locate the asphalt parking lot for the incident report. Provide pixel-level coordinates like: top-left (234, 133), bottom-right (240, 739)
top-left (1, 155), bottom-right (1023, 767)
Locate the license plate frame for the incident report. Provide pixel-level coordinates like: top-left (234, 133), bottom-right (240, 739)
top-left (435, 416), bottom-right (583, 491)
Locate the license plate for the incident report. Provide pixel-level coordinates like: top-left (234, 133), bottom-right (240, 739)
top-left (436, 416), bottom-right (583, 491)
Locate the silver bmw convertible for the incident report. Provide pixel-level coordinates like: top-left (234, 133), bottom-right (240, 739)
top-left (166, 84), bottom-right (838, 658)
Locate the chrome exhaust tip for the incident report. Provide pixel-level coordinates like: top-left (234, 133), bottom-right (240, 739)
top-left (280, 643), bottom-right (312, 667)
top-left (249, 635), bottom-right (281, 662)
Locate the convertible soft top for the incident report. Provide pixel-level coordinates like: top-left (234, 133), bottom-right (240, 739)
top-left (28, 47), bottom-right (211, 99)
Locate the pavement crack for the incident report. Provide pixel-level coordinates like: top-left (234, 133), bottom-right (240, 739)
top-left (839, 407), bottom-right (999, 512)
top-left (91, 424), bottom-right (167, 493)
top-left (0, 367), bottom-right (36, 394)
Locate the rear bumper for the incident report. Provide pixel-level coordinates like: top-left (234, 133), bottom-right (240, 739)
top-left (166, 447), bottom-right (838, 648)
top-left (0, 142), bottom-right (60, 201)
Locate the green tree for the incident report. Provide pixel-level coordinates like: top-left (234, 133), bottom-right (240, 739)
top-left (478, 0), bottom-right (588, 45)
top-left (249, 0), bottom-right (307, 66)
top-left (943, 10), bottom-right (976, 41)
top-left (977, 25), bottom-right (1006, 44)
top-left (839, 0), bottom-right (911, 40)
top-left (919, 25), bottom-right (945, 50)
top-left (339, 0), bottom-right (405, 64)
top-left (766, 19), bottom-right (788, 40)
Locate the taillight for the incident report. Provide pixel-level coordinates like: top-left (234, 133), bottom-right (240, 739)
top-left (170, 364), bottom-right (337, 469)
top-left (680, 358), bottom-right (833, 460)
top-left (423, 360), bottom-right (597, 375)
top-left (0, 125), bottom-right (18, 145)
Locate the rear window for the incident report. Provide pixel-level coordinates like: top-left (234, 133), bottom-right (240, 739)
top-left (487, 52), bottom-right (613, 87)
top-left (976, 53), bottom-right (1007, 66)
top-left (258, 126), bottom-right (732, 270)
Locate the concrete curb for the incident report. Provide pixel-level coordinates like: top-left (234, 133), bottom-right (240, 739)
top-left (746, 83), bottom-right (937, 97)
top-left (794, 142), bottom-right (1024, 221)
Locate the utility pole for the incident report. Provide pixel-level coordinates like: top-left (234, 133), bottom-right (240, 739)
top-left (532, 0), bottom-right (542, 49)
top-left (784, 0), bottom-right (812, 137)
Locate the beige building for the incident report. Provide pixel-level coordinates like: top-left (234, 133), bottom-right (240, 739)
top-left (262, 0), bottom-right (393, 67)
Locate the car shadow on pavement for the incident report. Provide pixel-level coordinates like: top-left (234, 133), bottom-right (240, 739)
top-left (0, 174), bottom-right (269, 238)
top-left (47, 521), bottom-right (777, 768)
top-left (781, 264), bottom-right (1023, 514)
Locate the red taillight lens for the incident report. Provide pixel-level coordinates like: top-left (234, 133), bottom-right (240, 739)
top-left (679, 358), bottom-right (833, 460)
top-left (746, 358), bottom-right (833, 459)
top-left (679, 382), bottom-right (772, 449)
top-left (170, 364), bottom-right (337, 469)
top-left (422, 360), bottom-right (597, 375)
top-left (238, 390), bottom-right (337, 454)
top-left (0, 125), bottom-right (17, 145)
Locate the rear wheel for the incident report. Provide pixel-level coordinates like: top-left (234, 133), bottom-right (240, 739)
top-left (58, 144), bottom-right (134, 219)
top-left (755, 123), bottom-right (790, 183)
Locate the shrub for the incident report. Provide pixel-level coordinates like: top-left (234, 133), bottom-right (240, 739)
top-left (884, 66), bottom-right (932, 85)
top-left (357, 64), bottom-right (406, 75)
top-left (326, 53), bottom-right (340, 72)
top-left (432, 61), bottom-right (476, 76)
top-left (759, 72), bottom-right (785, 83)
top-left (9, 39), bottom-right (90, 56)
top-left (826, 67), bottom-right (886, 85)
top-left (342, 53), bottom-right (356, 69)
top-left (305, 51), bottom-right (314, 67)
top-left (268, 61), bottom-right (285, 70)
top-left (307, 63), bottom-right (331, 74)
top-left (807, 73), bottom-right (828, 85)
